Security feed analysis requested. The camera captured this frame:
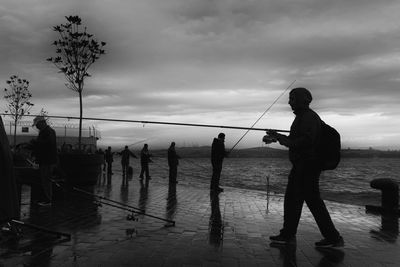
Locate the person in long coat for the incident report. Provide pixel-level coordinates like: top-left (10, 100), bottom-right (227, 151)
top-left (119, 145), bottom-right (137, 177)
top-left (167, 142), bottom-right (180, 185)
top-left (139, 144), bottom-right (152, 181)
top-left (210, 133), bottom-right (228, 193)
top-left (32, 116), bottom-right (57, 206)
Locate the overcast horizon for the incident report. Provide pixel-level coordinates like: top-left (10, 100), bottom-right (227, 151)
top-left (1, 0), bottom-right (399, 150)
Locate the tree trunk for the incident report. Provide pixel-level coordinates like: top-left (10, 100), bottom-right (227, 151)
top-left (13, 117), bottom-right (17, 148)
top-left (78, 87), bottom-right (83, 151)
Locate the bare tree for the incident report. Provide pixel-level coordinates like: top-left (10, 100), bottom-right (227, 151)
top-left (47, 15), bottom-right (106, 150)
top-left (3, 75), bottom-right (34, 148)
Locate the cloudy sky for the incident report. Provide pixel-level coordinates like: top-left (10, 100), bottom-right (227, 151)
top-left (1, 0), bottom-right (399, 150)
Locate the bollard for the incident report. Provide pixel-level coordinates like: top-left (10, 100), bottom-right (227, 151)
top-left (366, 178), bottom-right (399, 215)
top-left (370, 179), bottom-right (399, 210)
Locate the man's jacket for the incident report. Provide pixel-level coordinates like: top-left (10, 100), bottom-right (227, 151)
top-left (288, 108), bottom-right (321, 164)
top-left (211, 138), bottom-right (226, 165)
top-left (35, 125), bottom-right (57, 165)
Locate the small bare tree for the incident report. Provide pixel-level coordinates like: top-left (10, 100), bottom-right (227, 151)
top-left (4, 75), bottom-right (34, 147)
top-left (47, 15), bottom-right (106, 150)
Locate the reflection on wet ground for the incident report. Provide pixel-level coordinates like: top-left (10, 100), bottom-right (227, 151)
top-left (1, 167), bottom-right (399, 266)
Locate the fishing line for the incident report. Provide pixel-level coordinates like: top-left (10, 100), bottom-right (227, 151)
top-left (228, 80), bottom-right (296, 153)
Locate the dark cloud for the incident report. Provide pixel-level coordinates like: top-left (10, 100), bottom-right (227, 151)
top-left (0, 0), bottom-right (399, 149)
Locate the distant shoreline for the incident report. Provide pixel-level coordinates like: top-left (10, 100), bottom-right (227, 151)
top-left (148, 146), bottom-right (400, 158)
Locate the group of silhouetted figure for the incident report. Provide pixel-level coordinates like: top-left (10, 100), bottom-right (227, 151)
top-left (0, 87), bottom-right (345, 249)
top-left (96, 141), bottom-right (181, 187)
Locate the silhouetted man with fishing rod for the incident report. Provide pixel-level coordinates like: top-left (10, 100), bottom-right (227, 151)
top-left (167, 142), bottom-right (180, 185)
top-left (264, 87), bottom-right (344, 248)
top-left (210, 133), bottom-right (229, 193)
top-left (31, 116), bottom-right (58, 207)
top-left (118, 146), bottom-right (137, 178)
top-left (139, 144), bottom-right (152, 182)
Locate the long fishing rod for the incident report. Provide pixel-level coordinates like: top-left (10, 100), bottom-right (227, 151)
top-left (228, 80), bottom-right (295, 153)
top-left (2, 113), bottom-right (289, 133)
top-left (72, 186), bottom-right (175, 225)
top-left (72, 187), bottom-right (144, 212)
top-left (50, 178), bottom-right (174, 224)
top-left (113, 139), bottom-right (149, 155)
top-left (128, 139), bottom-right (149, 148)
top-left (49, 178), bottom-right (142, 214)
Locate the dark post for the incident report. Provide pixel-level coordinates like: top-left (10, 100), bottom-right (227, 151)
top-left (366, 178), bottom-right (399, 215)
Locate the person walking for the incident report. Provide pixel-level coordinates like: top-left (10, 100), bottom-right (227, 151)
top-left (139, 144), bottom-right (152, 182)
top-left (167, 142), bottom-right (180, 185)
top-left (210, 133), bottom-right (228, 193)
top-left (264, 87), bottom-right (344, 248)
top-left (119, 145), bottom-right (137, 177)
top-left (32, 116), bottom-right (57, 206)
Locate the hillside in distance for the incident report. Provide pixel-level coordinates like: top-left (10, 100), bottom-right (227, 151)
top-left (176, 146), bottom-right (288, 158)
top-left (152, 146), bottom-right (287, 158)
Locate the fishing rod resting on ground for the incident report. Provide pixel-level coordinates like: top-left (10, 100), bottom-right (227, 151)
top-left (72, 186), bottom-right (144, 213)
top-left (50, 178), bottom-right (175, 226)
top-left (71, 185), bottom-right (175, 226)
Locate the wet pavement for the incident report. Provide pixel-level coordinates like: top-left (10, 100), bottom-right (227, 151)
top-left (1, 166), bottom-right (399, 267)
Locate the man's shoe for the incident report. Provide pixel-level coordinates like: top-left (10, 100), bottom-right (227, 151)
top-left (315, 236), bottom-right (344, 248)
top-left (270, 234), bottom-right (295, 244)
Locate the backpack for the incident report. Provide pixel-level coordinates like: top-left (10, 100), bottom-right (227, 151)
top-left (317, 121), bottom-right (341, 170)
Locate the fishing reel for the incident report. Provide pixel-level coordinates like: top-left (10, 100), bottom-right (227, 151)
top-left (262, 135), bottom-right (277, 144)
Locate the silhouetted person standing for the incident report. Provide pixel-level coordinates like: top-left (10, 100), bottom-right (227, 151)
top-left (0, 116), bottom-right (20, 226)
top-left (105, 146), bottom-right (113, 176)
top-left (210, 133), bottom-right (228, 193)
top-left (139, 144), bottom-right (152, 182)
top-left (265, 87), bottom-right (343, 248)
top-left (119, 146), bottom-right (137, 177)
top-left (32, 116), bottom-right (57, 206)
top-left (167, 142), bottom-right (180, 185)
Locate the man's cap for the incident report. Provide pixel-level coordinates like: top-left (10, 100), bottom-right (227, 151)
top-left (32, 116), bottom-right (46, 126)
top-left (218, 133), bottom-right (225, 138)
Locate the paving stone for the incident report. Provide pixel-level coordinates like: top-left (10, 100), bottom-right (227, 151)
top-left (1, 169), bottom-right (399, 266)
